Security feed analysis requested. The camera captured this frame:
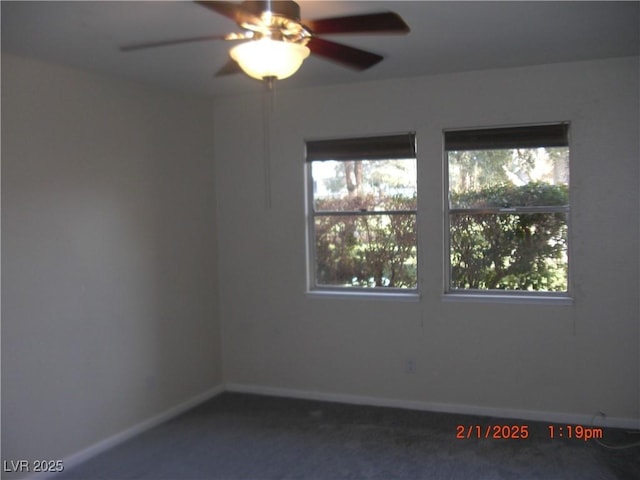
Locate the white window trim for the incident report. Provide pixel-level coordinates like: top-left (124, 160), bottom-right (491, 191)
top-left (441, 292), bottom-right (574, 306)
top-left (306, 289), bottom-right (421, 302)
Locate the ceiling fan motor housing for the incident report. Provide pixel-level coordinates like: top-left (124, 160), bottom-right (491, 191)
top-left (242, 1), bottom-right (301, 22)
top-left (239, 0), bottom-right (308, 43)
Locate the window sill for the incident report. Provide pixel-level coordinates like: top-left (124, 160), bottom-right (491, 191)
top-left (306, 290), bottom-right (421, 302)
top-left (442, 293), bottom-right (574, 306)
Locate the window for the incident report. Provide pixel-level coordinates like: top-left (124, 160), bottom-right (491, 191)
top-left (306, 133), bottom-right (418, 293)
top-left (445, 124), bottom-right (570, 295)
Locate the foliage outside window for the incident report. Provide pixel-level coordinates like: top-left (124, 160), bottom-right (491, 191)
top-left (307, 134), bottom-right (417, 292)
top-left (445, 124), bottom-right (570, 294)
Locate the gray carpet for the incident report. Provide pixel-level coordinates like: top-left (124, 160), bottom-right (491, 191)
top-left (55, 392), bottom-right (639, 480)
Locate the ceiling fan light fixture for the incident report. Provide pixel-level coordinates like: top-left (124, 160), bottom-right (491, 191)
top-left (229, 39), bottom-right (310, 80)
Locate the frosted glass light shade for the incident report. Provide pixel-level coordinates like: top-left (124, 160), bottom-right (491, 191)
top-left (230, 39), bottom-right (310, 80)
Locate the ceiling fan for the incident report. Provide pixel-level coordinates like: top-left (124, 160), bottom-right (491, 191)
top-left (120, 0), bottom-right (410, 81)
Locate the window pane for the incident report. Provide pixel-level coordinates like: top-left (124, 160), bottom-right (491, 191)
top-left (448, 147), bottom-right (569, 209)
top-left (450, 212), bottom-right (568, 292)
top-left (312, 159), bottom-right (417, 212)
top-left (315, 213), bottom-right (417, 288)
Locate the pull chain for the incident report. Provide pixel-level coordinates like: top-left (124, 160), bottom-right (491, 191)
top-left (262, 76), bottom-right (276, 209)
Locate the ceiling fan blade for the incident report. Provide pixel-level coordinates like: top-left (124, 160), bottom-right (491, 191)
top-left (195, 1), bottom-right (262, 25)
top-left (304, 12), bottom-right (409, 35)
top-left (307, 37), bottom-right (383, 71)
top-left (215, 59), bottom-right (243, 77)
top-left (120, 33), bottom-right (246, 52)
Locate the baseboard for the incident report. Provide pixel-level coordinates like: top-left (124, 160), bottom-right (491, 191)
top-left (225, 383), bottom-right (640, 430)
top-left (27, 385), bottom-right (225, 480)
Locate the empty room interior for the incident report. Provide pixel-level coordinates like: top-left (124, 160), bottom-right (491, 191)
top-left (2, 1), bottom-right (639, 479)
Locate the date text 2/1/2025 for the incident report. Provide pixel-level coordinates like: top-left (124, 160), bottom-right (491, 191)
top-left (456, 425), bottom-right (529, 439)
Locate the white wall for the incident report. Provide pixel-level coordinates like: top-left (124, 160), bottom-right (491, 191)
top-left (1, 54), bottom-right (221, 473)
top-left (214, 57), bottom-right (640, 424)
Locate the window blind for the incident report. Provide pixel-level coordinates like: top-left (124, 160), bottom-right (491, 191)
top-left (306, 133), bottom-right (416, 162)
top-left (445, 123), bottom-right (569, 151)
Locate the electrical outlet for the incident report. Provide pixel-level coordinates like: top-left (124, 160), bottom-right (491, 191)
top-left (405, 358), bottom-right (416, 374)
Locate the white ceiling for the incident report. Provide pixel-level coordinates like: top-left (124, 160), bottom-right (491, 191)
top-left (2, 1), bottom-right (639, 97)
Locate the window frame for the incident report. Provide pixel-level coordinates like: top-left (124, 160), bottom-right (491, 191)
top-left (305, 133), bottom-right (419, 296)
top-left (443, 122), bottom-right (572, 300)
